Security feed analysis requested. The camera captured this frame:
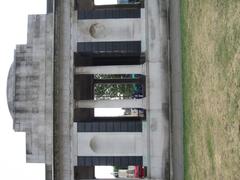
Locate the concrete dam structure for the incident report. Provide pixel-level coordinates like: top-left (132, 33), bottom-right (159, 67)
top-left (7, 0), bottom-right (184, 179)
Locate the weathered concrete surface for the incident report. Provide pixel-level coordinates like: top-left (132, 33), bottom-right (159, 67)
top-left (145, 0), bottom-right (170, 179)
top-left (53, 0), bottom-right (74, 179)
top-left (7, 14), bottom-right (54, 180)
top-left (169, 0), bottom-right (184, 179)
top-left (78, 132), bottom-right (144, 156)
top-left (77, 18), bottom-right (142, 42)
top-left (76, 98), bottom-right (146, 109)
top-left (7, 14), bottom-right (54, 167)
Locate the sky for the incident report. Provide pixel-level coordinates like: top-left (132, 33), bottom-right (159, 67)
top-left (0, 1), bottom-right (46, 180)
top-left (0, 0), bottom-right (120, 180)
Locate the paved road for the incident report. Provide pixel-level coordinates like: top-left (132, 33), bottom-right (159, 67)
top-left (169, 0), bottom-right (184, 179)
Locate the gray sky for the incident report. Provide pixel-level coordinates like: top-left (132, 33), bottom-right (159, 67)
top-left (0, 1), bottom-right (46, 180)
top-left (0, 0), bottom-right (118, 179)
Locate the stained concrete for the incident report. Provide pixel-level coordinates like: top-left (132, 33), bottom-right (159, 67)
top-left (53, 0), bottom-right (74, 179)
top-left (77, 18), bottom-right (142, 42)
top-left (7, 13), bottom-right (54, 178)
top-left (145, 0), bottom-right (170, 179)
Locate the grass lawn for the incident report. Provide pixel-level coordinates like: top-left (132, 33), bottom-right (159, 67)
top-left (181, 0), bottom-right (240, 179)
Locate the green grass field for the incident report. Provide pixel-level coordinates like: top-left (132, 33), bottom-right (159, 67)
top-left (181, 0), bottom-right (240, 179)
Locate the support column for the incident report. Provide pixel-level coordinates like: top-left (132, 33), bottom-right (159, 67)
top-left (77, 132), bottom-right (144, 156)
top-left (75, 98), bottom-right (146, 108)
top-left (74, 64), bottom-right (146, 75)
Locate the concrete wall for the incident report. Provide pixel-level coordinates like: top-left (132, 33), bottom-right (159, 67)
top-left (77, 19), bottom-right (142, 42)
top-left (76, 9), bottom-right (146, 52)
top-left (78, 132), bottom-right (144, 156)
top-left (7, 14), bottom-right (54, 166)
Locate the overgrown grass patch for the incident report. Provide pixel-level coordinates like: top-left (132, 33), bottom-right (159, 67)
top-left (181, 0), bottom-right (240, 179)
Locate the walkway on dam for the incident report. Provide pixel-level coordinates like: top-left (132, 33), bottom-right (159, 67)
top-left (170, 0), bottom-right (184, 180)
